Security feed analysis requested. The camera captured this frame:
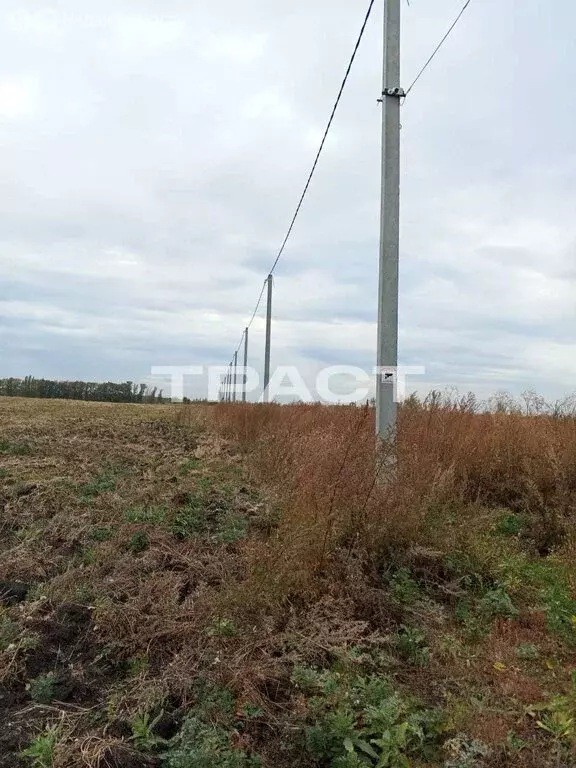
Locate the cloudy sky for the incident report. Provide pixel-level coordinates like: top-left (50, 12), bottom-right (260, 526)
top-left (1, 0), bottom-right (575, 401)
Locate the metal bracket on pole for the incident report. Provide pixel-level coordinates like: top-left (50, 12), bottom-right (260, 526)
top-left (378, 87), bottom-right (405, 103)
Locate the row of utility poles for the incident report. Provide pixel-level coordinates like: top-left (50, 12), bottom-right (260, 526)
top-left (222, 274), bottom-right (274, 403)
top-left (222, 0), bottom-right (401, 443)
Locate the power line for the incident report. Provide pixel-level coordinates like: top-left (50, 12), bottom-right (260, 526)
top-left (223, 0), bottom-right (377, 392)
top-left (405, 0), bottom-right (472, 97)
top-left (266, 0), bottom-right (377, 277)
top-left (228, 279), bottom-right (265, 361)
top-left (222, 0), bottom-right (475, 405)
top-left (233, 329), bottom-right (245, 356)
top-left (243, 278), bottom-right (268, 337)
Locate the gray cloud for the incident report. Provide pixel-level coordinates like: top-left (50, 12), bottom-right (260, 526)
top-left (1, 0), bottom-right (575, 399)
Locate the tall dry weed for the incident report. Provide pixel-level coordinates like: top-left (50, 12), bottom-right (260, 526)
top-left (200, 400), bottom-right (576, 603)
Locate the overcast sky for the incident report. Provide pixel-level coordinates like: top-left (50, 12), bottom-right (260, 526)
top-left (1, 0), bottom-right (575, 401)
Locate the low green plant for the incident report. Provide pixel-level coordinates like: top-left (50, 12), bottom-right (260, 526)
top-left (127, 654), bottom-right (150, 676)
top-left (0, 438), bottom-right (32, 456)
top-left (307, 707), bottom-right (437, 768)
top-left (454, 600), bottom-right (488, 640)
top-left (0, 611), bottom-right (20, 650)
top-left (394, 626), bottom-right (430, 667)
top-left (496, 513), bottom-right (526, 536)
top-left (106, 692), bottom-right (122, 723)
top-left (292, 667), bottom-right (444, 767)
top-left (207, 618), bottom-right (239, 638)
top-left (164, 715), bottom-right (261, 767)
top-left (455, 584), bottom-right (518, 640)
top-left (179, 457), bottom-right (201, 475)
top-left (192, 681), bottom-right (236, 724)
top-left (169, 485), bottom-right (239, 541)
top-left (478, 587), bottom-right (518, 620)
top-left (389, 568), bottom-right (421, 605)
top-left (70, 582), bottom-right (96, 603)
top-left (91, 527), bottom-right (113, 542)
top-left (241, 705), bottom-right (265, 720)
top-left (515, 643), bottom-right (540, 661)
top-left (505, 730), bottom-right (529, 753)
top-left (531, 671), bottom-right (576, 744)
top-left (28, 672), bottom-right (59, 704)
top-left (0, 467), bottom-right (10, 479)
top-left (196, 477), bottom-right (214, 492)
top-left (161, 682), bottom-right (259, 767)
top-left (214, 513), bottom-right (249, 544)
top-left (443, 734), bottom-right (491, 767)
top-left (128, 532), bottom-right (150, 554)
top-left (79, 471), bottom-right (116, 500)
top-left (170, 498), bottom-right (210, 540)
top-left (124, 505), bottom-right (167, 524)
top-left (535, 708), bottom-right (574, 743)
top-left (80, 547), bottom-right (96, 566)
top-left (444, 552), bottom-right (489, 594)
top-left (19, 725), bottom-right (59, 767)
top-left (130, 711), bottom-right (167, 752)
top-left (542, 583), bottom-right (576, 644)
top-left (490, 552), bottom-right (576, 642)
top-left (496, 549), bottom-right (571, 598)
top-left (291, 664), bottom-right (324, 692)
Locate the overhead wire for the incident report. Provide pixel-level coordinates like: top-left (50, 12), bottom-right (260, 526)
top-left (266, 0), bottom-right (377, 277)
top-left (405, 0), bottom-right (472, 97)
top-left (224, 0), bottom-right (473, 397)
top-left (225, 0), bottom-right (377, 374)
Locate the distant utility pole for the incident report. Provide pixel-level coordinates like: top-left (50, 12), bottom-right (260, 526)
top-left (242, 327), bottom-right (249, 403)
top-left (376, 0), bottom-right (402, 439)
top-left (263, 274), bottom-right (273, 402)
top-left (233, 351), bottom-right (238, 402)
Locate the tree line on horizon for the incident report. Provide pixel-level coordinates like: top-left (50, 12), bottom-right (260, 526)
top-left (0, 376), bottom-right (167, 404)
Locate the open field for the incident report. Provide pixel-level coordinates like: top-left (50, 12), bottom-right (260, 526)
top-left (1, 396), bottom-right (576, 767)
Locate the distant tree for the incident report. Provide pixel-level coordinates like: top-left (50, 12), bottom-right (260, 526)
top-left (0, 377), bottom-right (166, 405)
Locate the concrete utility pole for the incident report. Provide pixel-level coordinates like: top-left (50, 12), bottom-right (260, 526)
top-left (376, 0), bottom-right (402, 439)
top-left (263, 274), bottom-right (273, 402)
top-left (232, 351), bottom-right (238, 402)
top-left (242, 327), bottom-right (248, 403)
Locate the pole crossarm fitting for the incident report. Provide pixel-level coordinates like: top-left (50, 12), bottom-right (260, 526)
top-left (378, 86), bottom-right (405, 103)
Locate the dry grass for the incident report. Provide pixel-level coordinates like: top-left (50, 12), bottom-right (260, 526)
top-left (181, 400), bottom-right (576, 595)
top-left (2, 396), bottom-right (576, 767)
